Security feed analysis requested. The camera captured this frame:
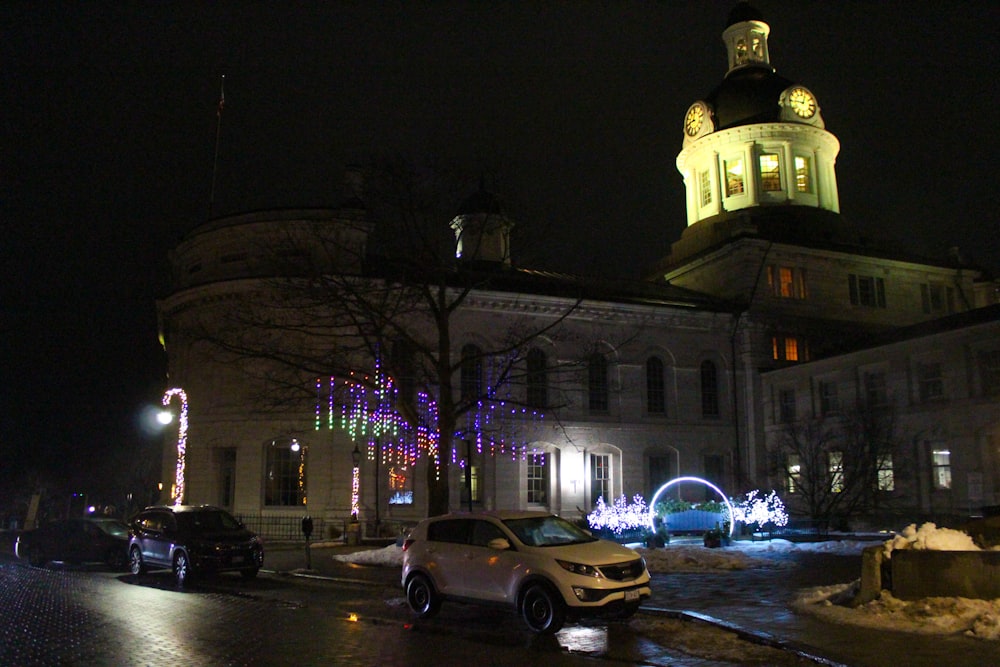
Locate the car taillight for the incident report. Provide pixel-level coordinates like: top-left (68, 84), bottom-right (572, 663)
top-left (402, 538), bottom-right (415, 552)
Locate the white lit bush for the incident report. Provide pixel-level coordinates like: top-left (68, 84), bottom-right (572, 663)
top-left (587, 494), bottom-right (650, 535)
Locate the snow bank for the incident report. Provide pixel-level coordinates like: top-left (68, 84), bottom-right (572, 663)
top-left (333, 544), bottom-right (404, 566)
top-left (884, 522), bottom-right (980, 557)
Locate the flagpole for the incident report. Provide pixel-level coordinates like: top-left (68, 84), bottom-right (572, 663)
top-left (209, 75), bottom-right (225, 219)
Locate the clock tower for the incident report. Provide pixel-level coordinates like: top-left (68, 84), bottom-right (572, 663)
top-left (676, 2), bottom-right (840, 229)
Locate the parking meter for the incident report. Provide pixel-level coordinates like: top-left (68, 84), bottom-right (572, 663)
top-left (301, 516), bottom-right (313, 541)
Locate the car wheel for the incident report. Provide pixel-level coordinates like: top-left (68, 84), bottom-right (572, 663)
top-left (521, 583), bottom-right (566, 634)
top-left (240, 567), bottom-right (259, 579)
top-left (405, 574), bottom-right (440, 618)
top-left (174, 551), bottom-right (192, 587)
top-left (129, 546), bottom-right (146, 576)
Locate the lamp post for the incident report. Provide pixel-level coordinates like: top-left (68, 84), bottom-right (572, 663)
top-left (161, 388), bottom-right (189, 505)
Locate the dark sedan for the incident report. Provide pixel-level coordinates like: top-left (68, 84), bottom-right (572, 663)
top-left (15, 517), bottom-right (130, 570)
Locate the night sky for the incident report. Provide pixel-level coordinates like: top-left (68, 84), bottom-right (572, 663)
top-left (2, 2), bottom-right (998, 499)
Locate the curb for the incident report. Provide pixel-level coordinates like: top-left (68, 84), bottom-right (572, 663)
top-left (639, 606), bottom-right (850, 667)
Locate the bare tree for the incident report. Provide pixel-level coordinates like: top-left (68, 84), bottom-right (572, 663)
top-left (179, 157), bottom-right (585, 517)
top-left (772, 402), bottom-right (901, 529)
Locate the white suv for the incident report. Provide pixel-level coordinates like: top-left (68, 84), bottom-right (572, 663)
top-left (401, 510), bottom-right (651, 633)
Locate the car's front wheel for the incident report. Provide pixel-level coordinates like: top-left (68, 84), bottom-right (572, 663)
top-left (106, 546), bottom-right (128, 571)
top-left (128, 546), bottom-right (146, 576)
top-left (405, 574), bottom-right (440, 618)
top-left (174, 551), bottom-right (192, 587)
top-left (521, 583), bottom-right (566, 634)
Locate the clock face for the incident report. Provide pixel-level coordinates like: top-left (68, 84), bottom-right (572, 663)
top-left (684, 103), bottom-right (705, 136)
top-left (788, 87), bottom-right (816, 118)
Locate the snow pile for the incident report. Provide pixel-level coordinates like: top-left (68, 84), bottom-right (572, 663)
top-left (638, 545), bottom-right (782, 572)
top-left (884, 522), bottom-right (980, 557)
top-left (333, 543), bottom-right (404, 566)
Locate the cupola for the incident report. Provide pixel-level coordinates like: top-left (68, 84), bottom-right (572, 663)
top-left (450, 182), bottom-right (514, 267)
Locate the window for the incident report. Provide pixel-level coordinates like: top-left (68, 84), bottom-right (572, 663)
top-left (703, 454), bottom-right (724, 501)
top-left (588, 352), bottom-right (608, 412)
top-left (828, 451), bottom-right (844, 493)
top-left (794, 156), bottom-right (812, 193)
top-left (648, 454), bottom-right (675, 499)
top-left (786, 454), bottom-right (801, 493)
top-left (778, 389), bottom-right (796, 423)
top-left (920, 284), bottom-right (954, 314)
top-left (461, 344), bottom-right (483, 401)
top-left (980, 350), bottom-right (1000, 397)
top-left (725, 158), bottom-right (745, 196)
top-left (646, 356), bottom-right (666, 414)
top-left (819, 380), bottom-right (840, 415)
top-left (772, 335), bottom-right (807, 362)
top-left (388, 466), bottom-right (413, 505)
top-left (864, 371), bottom-right (888, 408)
top-left (590, 454), bottom-right (610, 506)
top-left (931, 448), bottom-right (951, 490)
top-left (699, 170), bottom-right (712, 206)
top-left (265, 439), bottom-right (306, 507)
top-left (526, 348), bottom-right (548, 408)
top-left (759, 153), bottom-right (781, 191)
top-left (527, 454), bottom-right (549, 505)
top-left (849, 274), bottom-right (886, 308)
top-left (700, 360), bottom-right (720, 418)
top-left (917, 362), bottom-right (944, 402)
top-left (767, 265), bottom-right (807, 299)
top-left (877, 454), bottom-right (894, 492)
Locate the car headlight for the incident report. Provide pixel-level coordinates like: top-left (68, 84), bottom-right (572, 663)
top-left (556, 559), bottom-right (602, 578)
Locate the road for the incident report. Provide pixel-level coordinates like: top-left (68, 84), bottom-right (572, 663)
top-left (0, 551), bottom-right (817, 666)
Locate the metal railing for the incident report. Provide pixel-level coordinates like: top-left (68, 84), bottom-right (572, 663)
top-left (235, 512), bottom-right (329, 541)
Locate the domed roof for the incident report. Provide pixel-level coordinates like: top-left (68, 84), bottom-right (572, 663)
top-left (726, 1), bottom-right (764, 28)
top-left (457, 185), bottom-right (505, 216)
top-left (705, 67), bottom-right (795, 130)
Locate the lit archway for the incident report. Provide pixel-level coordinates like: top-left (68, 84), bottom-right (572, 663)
top-left (647, 476), bottom-right (734, 537)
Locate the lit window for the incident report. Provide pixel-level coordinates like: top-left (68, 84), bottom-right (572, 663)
top-left (725, 158), bottom-right (745, 196)
top-left (767, 265), bottom-right (807, 299)
top-left (590, 454), bottom-right (610, 507)
top-left (877, 455), bottom-right (894, 492)
top-left (699, 170), bottom-right (712, 206)
top-left (759, 153), bottom-right (781, 191)
top-left (917, 362), bottom-right (944, 402)
top-left (794, 156), bottom-right (812, 193)
top-left (265, 439), bottom-right (306, 507)
top-left (735, 38), bottom-right (748, 64)
top-left (527, 454), bottom-right (549, 504)
top-left (388, 466), bottom-right (413, 505)
top-left (750, 31), bottom-right (765, 58)
top-left (829, 451), bottom-right (844, 493)
top-left (931, 449), bottom-right (951, 490)
top-left (772, 335), bottom-right (807, 362)
top-left (787, 454), bottom-right (801, 493)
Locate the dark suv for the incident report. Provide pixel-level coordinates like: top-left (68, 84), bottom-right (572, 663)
top-left (128, 505), bottom-right (263, 586)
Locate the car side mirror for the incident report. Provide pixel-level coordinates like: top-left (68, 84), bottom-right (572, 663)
top-left (488, 537), bottom-right (511, 551)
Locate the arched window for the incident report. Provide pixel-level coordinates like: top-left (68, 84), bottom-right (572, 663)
top-left (264, 439), bottom-right (306, 507)
top-left (646, 356), bottom-right (665, 414)
top-left (588, 352), bottom-right (608, 412)
top-left (700, 360), bottom-right (720, 418)
top-left (526, 348), bottom-right (547, 408)
top-left (461, 344), bottom-right (483, 401)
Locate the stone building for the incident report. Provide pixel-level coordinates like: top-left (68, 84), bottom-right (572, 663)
top-left (155, 3), bottom-right (998, 536)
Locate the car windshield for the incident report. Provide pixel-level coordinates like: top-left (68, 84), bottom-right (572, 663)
top-left (503, 515), bottom-right (598, 547)
top-left (94, 520), bottom-right (128, 538)
top-left (178, 510), bottom-right (242, 533)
